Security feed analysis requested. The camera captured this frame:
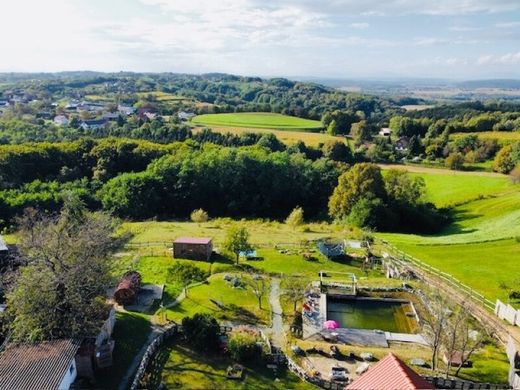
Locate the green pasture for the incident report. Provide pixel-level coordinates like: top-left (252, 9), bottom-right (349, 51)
top-left (380, 164), bottom-right (514, 207)
top-left (191, 113), bottom-right (323, 130)
top-left (379, 166), bottom-right (520, 302)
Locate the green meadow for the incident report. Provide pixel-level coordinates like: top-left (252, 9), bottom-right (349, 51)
top-left (191, 112), bottom-right (323, 130)
top-left (378, 165), bottom-right (520, 302)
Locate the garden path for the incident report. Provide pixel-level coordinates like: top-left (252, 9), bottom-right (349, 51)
top-left (268, 278), bottom-right (286, 348)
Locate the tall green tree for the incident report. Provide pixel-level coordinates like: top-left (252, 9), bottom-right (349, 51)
top-left (328, 163), bottom-right (386, 220)
top-left (224, 226), bottom-right (253, 265)
top-left (7, 195), bottom-right (117, 342)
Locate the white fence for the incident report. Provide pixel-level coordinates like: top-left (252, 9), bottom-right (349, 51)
top-left (496, 300), bottom-right (520, 327)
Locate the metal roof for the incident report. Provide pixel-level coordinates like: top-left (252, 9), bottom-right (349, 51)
top-left (347, 353), bottom-right (434, 390)
top-left (0, 339), bottom-right (80, 390)
top-left (174, 237), bottom-right (212, 245)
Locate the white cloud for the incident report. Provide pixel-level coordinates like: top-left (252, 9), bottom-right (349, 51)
top-left (477, 52), bottom-right (520, 65)
top-left (350, 22), bottom-right (370, 29)
top-left (495, 21), bottom-right (520, 28)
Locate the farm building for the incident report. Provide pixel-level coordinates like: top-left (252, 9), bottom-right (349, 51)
top-left (114, 271), bottom-right (141, 305)
top-left (379, 127), bottom-right (392, 137)
top-left (0, 339), bottom-right (81, 390)
top-left (173, 237), bottom-right (213, 261)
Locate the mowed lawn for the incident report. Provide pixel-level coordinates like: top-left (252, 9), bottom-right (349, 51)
top-left (192, 125), bottom-right (342, 146)
top-left (191, 113), bottom-right (323, 130)
top-left (378, 166), bottom-right (520, 302)
top-left (165, 273), bottom-right (270, 325)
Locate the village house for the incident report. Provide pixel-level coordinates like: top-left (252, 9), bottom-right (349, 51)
top-left (102, 112), bottom-right (120, 121)
top-left (0, 339), bottom-right (81, 390)
top-left (173, 237), bottom-right (213, 261)
top-left (177, 111), bottom-right (196, 121)
top-left (379, 127), bottom-right (392, 137)
top-left (395, 136), bottom-right (410, 152)
top-left (54, 115), bottom-right (69, 126)
top-left (346, 353), bottom-right (434, 390)
top-left (80, 119), bottom-right (107, 130)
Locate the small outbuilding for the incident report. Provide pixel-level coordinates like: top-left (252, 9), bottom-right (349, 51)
top-left (114, 271), bottom-right (141, 305)
top-left (173, 237), bottom-right (213, 261)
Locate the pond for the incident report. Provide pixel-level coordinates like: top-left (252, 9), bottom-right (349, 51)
top-left (326, 297), bottom-right (418, 333)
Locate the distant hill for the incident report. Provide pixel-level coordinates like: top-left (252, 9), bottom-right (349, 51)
top-left (455, 79), bottom-right (520, 89)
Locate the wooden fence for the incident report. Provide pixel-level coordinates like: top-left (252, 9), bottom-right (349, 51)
top-left (378, 239), bottom-right (495, 311)
top-left (129, 324), bottom-right (178, 390)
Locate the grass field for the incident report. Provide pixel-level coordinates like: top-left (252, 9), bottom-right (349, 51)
top-left (136, 91), bottom-right (191, 102)
top-left (191, 113), bottom-right (323, 131)
top-left (164, 273), bottom-right (270, 325)
top-left (145, 339), bottom-right (313, 389)
top-left (378, 165), bottom-right (520, 302)
top-left (192, 125), bottom-right (342, 146)
top-left (451, 131), bottom-right (520, 143)
top-left (121, 219), bottom-right (352, 247)
top-left (380, 164), bottom-right (513, 207)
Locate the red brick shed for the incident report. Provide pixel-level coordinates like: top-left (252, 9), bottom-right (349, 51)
top-left (173, 237), bottom-right (213, 261)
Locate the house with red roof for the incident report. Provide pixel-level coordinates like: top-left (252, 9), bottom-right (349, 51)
top-left (347, 353), bottom-right (434, 390)
top-left (173, 237), bottom-right (213, 261)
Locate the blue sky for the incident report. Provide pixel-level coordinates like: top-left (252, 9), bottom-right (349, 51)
top-left (2, 0), bottom-right (520, 79)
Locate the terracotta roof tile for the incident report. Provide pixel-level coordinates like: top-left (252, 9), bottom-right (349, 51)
top-left (347, 353), bottom-right (434, 390)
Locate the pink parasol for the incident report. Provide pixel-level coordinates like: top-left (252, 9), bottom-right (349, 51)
top-left (323, 320), bottom-right (340, 329)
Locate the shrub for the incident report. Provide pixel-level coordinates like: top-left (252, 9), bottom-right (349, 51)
top-left (285, 206), bottom-right (304, 227)
top-left (181, 313), bottom-right (220, 353)
top-left (228, 330), bottom-right (263, 362)
top-left (445, 152), bottom-right (464, 170)
top-left (191, 208), bottom-right (209, 223)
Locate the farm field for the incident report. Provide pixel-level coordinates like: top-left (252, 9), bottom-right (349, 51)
top-left (191, 113), bottom-right (323, 130)
top-left (451, 131), bottom-right (520, 143)
top-left (378, 165), bottom-right (520, 302)
top-left (136, 91), bottom-right (191, 102)
top-left (192, 125), bottom-right (342, 146)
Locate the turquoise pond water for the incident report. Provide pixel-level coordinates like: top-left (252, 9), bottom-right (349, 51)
top-left (326, 298), bottom-right (416, 333)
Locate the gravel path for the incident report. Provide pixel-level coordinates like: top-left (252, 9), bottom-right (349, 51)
top-left (269, 278), bottom-right (286, 348)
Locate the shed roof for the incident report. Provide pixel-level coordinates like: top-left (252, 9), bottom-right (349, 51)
top-left (347, 353), bottom-right (434, 390)
top-left (174, 237), bottom-right (212, 245)
top-left (0, 339), bottom-right (80, 390)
